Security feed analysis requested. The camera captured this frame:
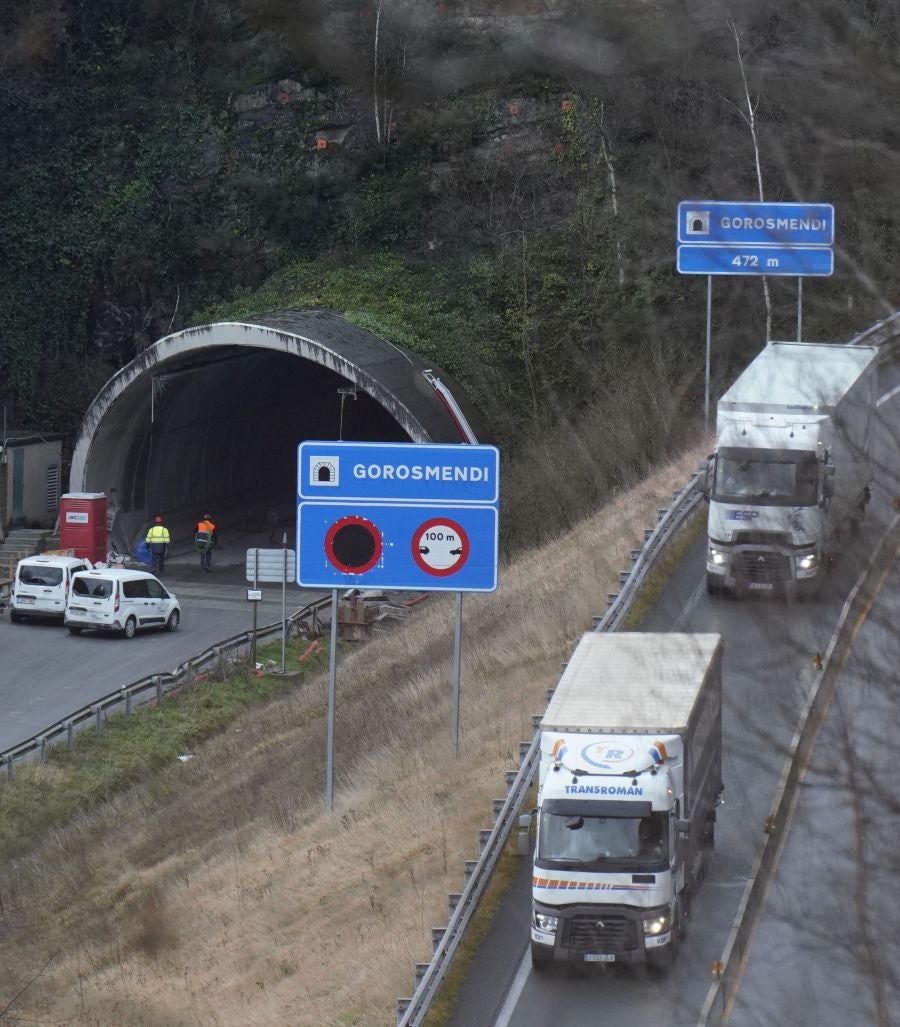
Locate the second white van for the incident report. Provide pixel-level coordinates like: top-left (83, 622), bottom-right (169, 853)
top-left (65, 568), bottom-right (181, 638)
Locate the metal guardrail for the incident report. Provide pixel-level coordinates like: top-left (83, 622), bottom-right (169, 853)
top-left (396, 473), bottom-right (704, 1025)
top-left (0, 595), bottom-right (331, 780)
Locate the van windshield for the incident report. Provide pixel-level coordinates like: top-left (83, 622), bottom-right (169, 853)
top-left (19, 564), bottom-right (63, 586)
top-left (73, 577), bottom-right (114, 598)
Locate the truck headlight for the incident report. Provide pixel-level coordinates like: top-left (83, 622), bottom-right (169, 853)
top-left (642, 914), bottom-right (670, 936)
top-left (797, 552), bottom-right (817, 570)
top-left (533, 912), bottom-right (559, 933)
top-left (708, 545), bottom-right (727, 566)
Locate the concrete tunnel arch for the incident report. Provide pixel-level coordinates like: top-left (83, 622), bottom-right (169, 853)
top-left (69, 309), bottom-right (485, 551)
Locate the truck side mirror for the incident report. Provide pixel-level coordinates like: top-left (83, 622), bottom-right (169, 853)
top-left (517, 813), bottom-right (533, 857)
top-left (675, 819), bottom-right (690, 837)
top-left (693, 458), bottom-right (712, 500)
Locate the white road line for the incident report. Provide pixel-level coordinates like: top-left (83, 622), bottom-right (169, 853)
top-left (877, 382), bottom-right (900, 407)
top-left (671, 575), bottom-right (706, 632)
top-left (493, 952), bottom-right (532, 1027)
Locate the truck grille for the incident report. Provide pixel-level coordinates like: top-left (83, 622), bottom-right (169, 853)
top-left (563, 914), bottom-right (637, 955)
top-left (738, 550), bottom-right (791, 583)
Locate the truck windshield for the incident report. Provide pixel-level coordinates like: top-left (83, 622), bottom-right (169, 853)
top-left (537, 811), bottom-right (668, 871)
top-left (713, 448), bottom-right (818, 506)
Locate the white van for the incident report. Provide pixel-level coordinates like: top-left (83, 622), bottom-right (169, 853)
top-left (10, 555), bottom-right (93, 623)
top-left (65, 568), bottom-right (181, 638)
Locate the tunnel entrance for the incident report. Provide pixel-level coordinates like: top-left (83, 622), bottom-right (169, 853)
top-left (69, 310), bottom-right (482, 552)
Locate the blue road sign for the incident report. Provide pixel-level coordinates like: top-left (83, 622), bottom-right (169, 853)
top-left (677, 244), bottom-right (834, 277)
top-left (297, 441), bottom-right (499, 504)
top-left (297, 502), bottom-right (499, 591)
top-left (677, 201), bottom-right (834, 246)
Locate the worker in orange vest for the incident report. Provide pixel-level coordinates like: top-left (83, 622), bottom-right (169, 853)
top-left (195, 514), bottom-right (217, 572)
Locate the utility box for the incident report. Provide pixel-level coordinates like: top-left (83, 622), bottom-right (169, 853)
top-left (59, 493), bottom-right (108, 564)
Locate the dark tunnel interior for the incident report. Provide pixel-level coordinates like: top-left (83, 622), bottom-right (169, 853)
top-left (84, 348), bottom-right (411, 549)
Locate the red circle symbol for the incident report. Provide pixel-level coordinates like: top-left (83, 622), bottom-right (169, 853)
top-left (325, 516), bottom-right (382, 574)
top-left (412, 518), bottom-right (470, 577)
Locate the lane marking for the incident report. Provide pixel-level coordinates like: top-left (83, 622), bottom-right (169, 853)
top-left (493, 951), bottom-right (532, 1027)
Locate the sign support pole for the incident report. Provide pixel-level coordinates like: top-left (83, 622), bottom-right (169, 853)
top-left (704, 275), bottom-right (712, 433)
top-left (250, 550), bottom-right (258, 669)
top-left (451, 592), bottom-right (463, 755)
top-left (326, 588), bottom-right (338, 812)
top-left (281, 533), bottom-right (288, 673)
top-left (797, 277), bottom-right (803, 341)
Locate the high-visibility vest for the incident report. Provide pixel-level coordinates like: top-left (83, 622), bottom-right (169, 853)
top-left (146, 524), bottom-right (170, 544)
top-left (196, 519), bottom-right (216, 535)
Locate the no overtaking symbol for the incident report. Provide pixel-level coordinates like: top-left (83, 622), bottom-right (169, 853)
top-left (412, 517), bottom-right (470, 577)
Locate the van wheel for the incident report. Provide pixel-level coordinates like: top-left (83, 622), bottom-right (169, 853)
top-left (67, 626), bottom-right (83, 635)
top-left (9, 611), bottom-right (23, 623)
top-left (166, 609), bottom-right (180, 632)
top-left (122, 617), bottom-right (137, 639)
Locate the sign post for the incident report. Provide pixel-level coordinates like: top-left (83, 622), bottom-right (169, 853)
top-left (676, 200), bottom-right (835, 429)
top-left (297, 441), bottom-right (501, 804)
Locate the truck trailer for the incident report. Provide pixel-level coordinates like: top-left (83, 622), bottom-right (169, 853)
top-left (529, 632), bottom-right (723, 971)
top-left (700, 341), bottom-right (878, 597)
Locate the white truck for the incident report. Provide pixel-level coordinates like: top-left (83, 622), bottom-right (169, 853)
top-left (700, 340), bottom-right (878, 597)
top-left (529, 632), bottom-right (723, 971)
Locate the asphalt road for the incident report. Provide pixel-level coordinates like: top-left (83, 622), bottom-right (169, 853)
top-left (0, 533), bottom-right (324, 752)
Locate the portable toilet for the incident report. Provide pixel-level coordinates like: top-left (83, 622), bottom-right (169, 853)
top-left (59, 492), bottom-right (108, 564)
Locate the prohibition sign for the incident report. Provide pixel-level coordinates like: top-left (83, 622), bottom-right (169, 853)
top-left (412, 517), bottom-right (470, 577)
top-left (325, 515), bottom-right (382, 574)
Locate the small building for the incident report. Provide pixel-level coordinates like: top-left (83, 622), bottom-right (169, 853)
top-left (0, 433), bottom-right (64, 536)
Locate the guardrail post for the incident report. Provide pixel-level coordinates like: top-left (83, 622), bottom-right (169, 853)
top-left (64, 720), bottom-right (73, 746)
top-left (185, 660), bottom-right (193, 695)
top-left (657, 508), bottom-right (668, 522)
top-left (93, 705), bottom-right (102, 733)
top-left (37, 736), bottom-right (47, 764)
top-left (478, 829), bottom-right (491, 853)
top-left (591, 614), bottom-right (602, 628)
top-left (448, 893), bottom-right (462, 917)
top-left (431, 927), bottom-right (446, 954)
top-left (492, 799), bottom-right (504, 823)
top-left (121, 687), bottom-right (132, 716)
top-left (644, 527), bottom-right (654, 541)
top-left (518, 742), bottom-right (530, 764)
top-left (154, 676), bottom-right (162, 703)
top-left (618, 570), bottom-right (630, 586)
top-left (607, 592), bottom-right (619, 607)
top-left (396, 998), bottom-right (411, 1023)
top-left (2, 756), bottom-right (12, 782)
top-left (464, 860), bottom-right (478, 883)
top-left (415, 961), bottom-right (429, 986)
top-left (630, 549), bottom-right (642, 563)
top-left (531, 714), bottom-right (541, 731)
top-left (505, 770), bottom-right (518, 790)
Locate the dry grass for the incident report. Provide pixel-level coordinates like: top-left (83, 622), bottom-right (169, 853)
top-left (0, 445), bottom-right (706, 1026)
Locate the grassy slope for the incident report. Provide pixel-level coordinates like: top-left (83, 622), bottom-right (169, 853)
top-left (0, 445), bottom-right (706, 1026)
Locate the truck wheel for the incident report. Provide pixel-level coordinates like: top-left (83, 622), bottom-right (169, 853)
top-left (705, 574), bottom-right (722, 596)
top-left (67, 626), bottom-right (83, 635)
top-left (531, 943), bottom-right (553, 973)
top-left (122, 616), bottom-right (137, 639)
top-left (9, 611), bottom-right (23, 623)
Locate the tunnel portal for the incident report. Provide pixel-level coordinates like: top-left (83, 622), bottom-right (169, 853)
top-left (69, 310), bottom-right (482, 550)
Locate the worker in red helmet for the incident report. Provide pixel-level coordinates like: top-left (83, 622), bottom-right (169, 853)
top-left (145, 515), bottom-right (171, 575)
